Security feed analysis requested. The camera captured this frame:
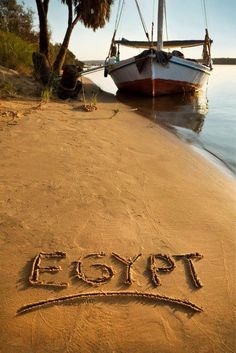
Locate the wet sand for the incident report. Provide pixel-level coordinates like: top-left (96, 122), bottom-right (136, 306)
top-left (0, 79), bottom-right (235, 353)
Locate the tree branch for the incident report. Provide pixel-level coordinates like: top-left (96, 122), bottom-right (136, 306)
top-left (72, 13), bottom-right (80, 28)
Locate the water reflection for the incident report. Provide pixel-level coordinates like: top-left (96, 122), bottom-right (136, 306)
top-left (117, 89), bottom-right (235, 175)
top-left (117, 91), bottom-right (208, 134)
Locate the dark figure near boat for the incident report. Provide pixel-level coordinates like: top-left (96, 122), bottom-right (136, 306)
top-left (57, 65), bottom-right (82, 100)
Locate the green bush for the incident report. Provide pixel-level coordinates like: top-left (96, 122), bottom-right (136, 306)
top-left (0, 31), bottom-right (36, 74)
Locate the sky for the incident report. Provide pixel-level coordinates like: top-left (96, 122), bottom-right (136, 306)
top-left (23, 0), bottom-right (236, 60)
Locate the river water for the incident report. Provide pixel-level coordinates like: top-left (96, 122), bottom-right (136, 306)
top-left (86, 66), bottom-right (236, 176)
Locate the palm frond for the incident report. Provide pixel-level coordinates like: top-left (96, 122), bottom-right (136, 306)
top-left (74, 0), bottom-right (114, 31)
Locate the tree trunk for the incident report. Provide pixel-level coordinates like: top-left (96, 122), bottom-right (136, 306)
top-left (52, 2), bottom-right (80, 76)
top-left (52, 24), bottom-right (74, 76)
top-left (32, 52), bottom-right (51, 85)
top-left (35, 0), bottom-right (50, 63)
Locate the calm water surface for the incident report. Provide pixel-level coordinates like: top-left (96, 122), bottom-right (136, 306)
top-left (87, 66), bottom-right (236, 176)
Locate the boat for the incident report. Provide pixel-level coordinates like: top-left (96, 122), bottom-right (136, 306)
top-left (105, 0), bottom-right (212, 97)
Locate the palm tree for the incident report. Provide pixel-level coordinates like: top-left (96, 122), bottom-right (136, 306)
top-left (53, 0), bottom-right (114, 75)
top-left (35, 0), bottom-right (114, 78)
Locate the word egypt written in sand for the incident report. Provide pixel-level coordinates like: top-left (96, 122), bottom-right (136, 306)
top-left (18, 251), bottom-right (204, 315)
top-left (29, 251), bottom-right (203, 289)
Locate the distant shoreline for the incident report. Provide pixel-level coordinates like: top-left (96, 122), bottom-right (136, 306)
top-left (212, 58), bottom-right (236, 65)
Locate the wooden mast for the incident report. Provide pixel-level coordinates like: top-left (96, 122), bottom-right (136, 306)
top-left (157, 0), bottom-right (164, 51)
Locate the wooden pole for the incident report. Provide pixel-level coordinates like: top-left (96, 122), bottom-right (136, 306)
top-left (157, 0), bottom-right (164, 51)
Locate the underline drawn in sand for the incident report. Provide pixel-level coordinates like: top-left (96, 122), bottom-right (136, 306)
top-left (18, 251), bottom-right (204, 315)
top-left (17, 291), bottom-right (203, 315)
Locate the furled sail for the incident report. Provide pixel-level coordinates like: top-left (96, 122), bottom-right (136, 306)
top-left (114, 38), bottom-right (213, 49)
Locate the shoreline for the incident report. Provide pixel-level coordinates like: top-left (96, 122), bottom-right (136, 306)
top-left (191, 144), bottom-right (235, 179)
top-left (0, 79), bottom-right (235, 353)
top-left (86, 69), bottom-right (236, 178)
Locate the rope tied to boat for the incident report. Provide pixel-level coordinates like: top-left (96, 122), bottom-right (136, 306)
top-left (202, 28), bottom-right (212, 69)
top-left (200, 0), bottom-right (212, 69)
top-left (107, 0), bottom-right (125, 58)
top-left (201, 0), bottom-right (208, 29)
top-left (107, 0), bottom-right (152, 61)
top-left (134, 0), bottom-right (151, 44)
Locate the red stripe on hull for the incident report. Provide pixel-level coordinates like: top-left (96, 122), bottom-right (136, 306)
top-left (117, 78), bottom-right (201, 96)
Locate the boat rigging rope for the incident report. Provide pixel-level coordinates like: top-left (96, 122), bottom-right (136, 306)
top-left (201, 0), bottom-right (208, 29)
top-left (200, 0), bottom-right (212, 69)
top-left (134, 0), bottom-right (151, 43)
top-left (107, 0), bottom-right (125, 57)
top-left (114, 0), bottom-right (125, 32)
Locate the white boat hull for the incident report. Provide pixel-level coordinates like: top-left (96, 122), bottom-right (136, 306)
top-left (108, 54), bottom-right (211, 96)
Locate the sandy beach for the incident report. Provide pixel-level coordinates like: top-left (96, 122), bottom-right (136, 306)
top-left (0, 76), bottom-right (235, 353)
